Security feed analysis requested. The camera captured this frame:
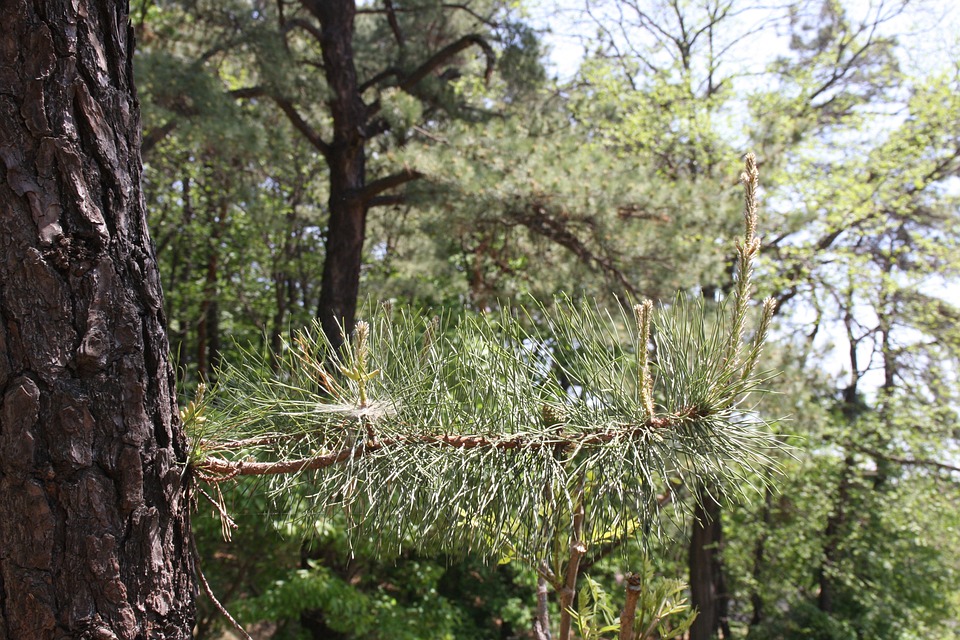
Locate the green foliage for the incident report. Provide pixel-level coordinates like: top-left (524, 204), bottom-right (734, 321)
top-left (193, 493), bottom-right (541, 640)
top-left (236, 561), bottom-right (462, 640)
top-left (627, 562), bottom-right (697, 640)
top-left (568, 565), bottom-right (697, 640)
top-left (748, 601), bottom-right (857, 640)
top-left (569, 575), bottom-right (620, 640)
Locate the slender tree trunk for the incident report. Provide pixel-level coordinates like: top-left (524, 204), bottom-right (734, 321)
top-left (0, 2), bottom-right (195, 638)
top-left (689, 485), bottom-right (729, 640)
top-left (162, 171), bottom-right (195, 379)
top-left (618, 573), bottom-right (643, 640)
top-left (197, 197), bottom-right (225, 381)
top-left (749, 486), bottom-right (772, 627)
top-left (307, 0), bottom-right (368, 352)
top-left (819, 455), bottom-right (853, 614)
top-left (270, 275), bottom-right (288, 371)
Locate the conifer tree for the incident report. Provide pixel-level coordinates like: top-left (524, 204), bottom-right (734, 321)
top-left (0, 2), bottom-right (194, 637)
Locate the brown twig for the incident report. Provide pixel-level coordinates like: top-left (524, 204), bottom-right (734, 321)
top-left (191, 531), bottom-right (253, 640)
top-left (619, 573), bottom-right (643, 640)
top-left (534, 568), bottom-right (554, 640)
top-left (195, 411), bottom-right (702, 478)
top-left (558, 472), bottom-right (587, 640)
top-left (852, 444), bottom-right (960, 474)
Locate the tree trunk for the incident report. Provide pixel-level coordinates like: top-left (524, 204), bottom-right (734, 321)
top-left (0, 2), bottom-right (195, 638)
top-left (307, 0), bottom-right (368, 352)
top-left (689, 486), bottom-right (729, 640)
top-left (749, 486), bottom-right (772, 627)
top-left (819, 454), bottom-right (853, 614)
top-left (197, 197), bottom-right (225, 381)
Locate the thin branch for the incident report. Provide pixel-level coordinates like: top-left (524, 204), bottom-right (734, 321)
top-left (557, 472), bottom-right (586, 640)
top-left (229, 86), bottom-right (268, 100)
top-left (384, 0), bottom-right (405, 49)
top-left (273, 96), bottom-right (331, 157)
top-left (534, 570), bottom-right (553, 640)
top-left (142, 119), bottom-right (179, 155)
top-left (367, 194), bottom-right (407, 208)
top-left (853, 445), bottom-right (960, 474)
top-left (141, 80), bottom-right (266, 155)
top-left (618, 573), bottom-right (643, 640)
top-left (359, 67), bottom-right (402, 93)
top-left (364, 33), bottom-right (494, 121)
top-left (230, 86), bottom-right (331, 157)
top-left (282, 16), bottom-right (325, 45)
top-left (412, 124), bottom-right (449, 143)
top-left (196, 412), bottom-right (699, 478)
top-left (508, 205), bottom-right (640, 298)
top-left (190, 514), bottom-right (252, 640)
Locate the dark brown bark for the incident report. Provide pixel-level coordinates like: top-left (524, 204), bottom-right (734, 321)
top-left (0, 1), bottom-right (195, 638)
top-left (689, 486), bottom-right (729, 640)
top-left (302, 0), bottom-right (368, 352)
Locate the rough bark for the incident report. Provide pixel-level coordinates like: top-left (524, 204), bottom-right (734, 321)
top-left (0, 1), bottom-right (195, 638)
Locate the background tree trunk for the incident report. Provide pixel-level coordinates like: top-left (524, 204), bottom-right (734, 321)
top-left (689, 485), bottom-right (730, 640)
top-left (0, 1), bottom-right (195, 638)
top-left (309, 0), bottom-right (368, 352)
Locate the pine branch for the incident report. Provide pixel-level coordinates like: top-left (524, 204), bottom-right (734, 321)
top-left (398, 34), bottom-right (495, 91)
top-left (196, 410), bottom-right (702, 478)
top-left (230, 86), bottom-right (332, 157)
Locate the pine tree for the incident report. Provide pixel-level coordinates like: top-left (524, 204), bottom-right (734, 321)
top-left (0, 2), bottom-right (194, 637)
